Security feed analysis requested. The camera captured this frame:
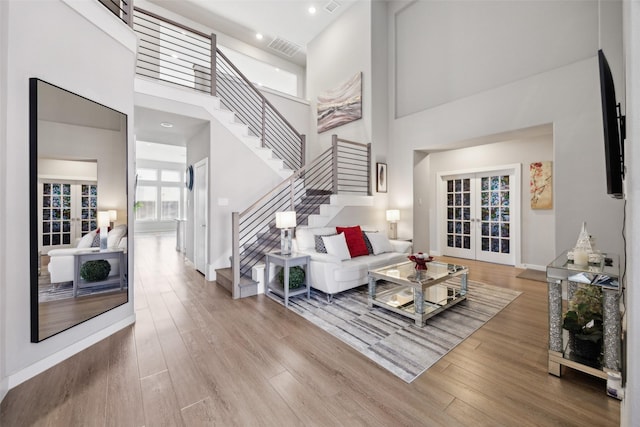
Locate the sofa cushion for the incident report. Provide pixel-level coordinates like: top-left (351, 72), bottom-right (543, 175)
top-left (322, 233), bottom-right (351, 260)
top-left (336, 226), bottom-right (369, 257)
top-left (77, 230), bottom-right (97, 249)
top-left (296, 226), bottom-right (335, 251)
top-left (365, 232), bottom-right (394, 255)
top-left (108, 224), bottom-right (127, 248)
top-left (362, 231), bottom-right (374, 254)
top-left (314, 234), bottom-right (335, 253)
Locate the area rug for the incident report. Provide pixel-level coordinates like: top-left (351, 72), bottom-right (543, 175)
top-left (280, 278), bottom-right (521, 383)
top-left (516, 268), bottom-right (547, 283)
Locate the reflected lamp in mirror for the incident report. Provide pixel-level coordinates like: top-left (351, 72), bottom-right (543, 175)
top-left (108, 209), bottom-right (117, 228)
top-left (98, 211), bottom-right (110, 250)
top-left (386, 209), bottom-right (400, 240)
top-left (276, 211), bottom-right (296, 255)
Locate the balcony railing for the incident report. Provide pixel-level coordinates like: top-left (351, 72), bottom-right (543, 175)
top-left (98, 0), bottom-right (131, 26)
top-left (132, 7), bottom-right (305, 171)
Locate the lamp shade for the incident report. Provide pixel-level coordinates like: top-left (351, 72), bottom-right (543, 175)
top-left (97, 211), bottom-right (111, 228)
top-left (108, 209), bottom-right (117, 221)
top-left (386, 209), bottom-right (400, 222)
top-left (276, 211), bottom-right (297, 229)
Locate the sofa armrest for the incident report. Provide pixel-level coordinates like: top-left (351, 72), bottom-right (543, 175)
top-left (390, 240), bottom-right (412, 254)
top-left (48, 247), bottom-right (100, 257)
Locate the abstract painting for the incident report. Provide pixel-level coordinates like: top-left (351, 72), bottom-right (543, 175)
top-left (317, 72), bottom-right (362, 133)
top-left (530, 161), bottom-right (552, 209)
top-left (376, 163), bottom-right (387, 193)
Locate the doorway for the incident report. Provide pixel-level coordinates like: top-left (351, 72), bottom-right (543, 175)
top-left (193, 158), bottom-right (208, 275)
top-left (439, 164), bottom-right (520, 265)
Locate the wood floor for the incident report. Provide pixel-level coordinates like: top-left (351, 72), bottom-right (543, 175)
top-left (1, 233), bottom-right (620, 426)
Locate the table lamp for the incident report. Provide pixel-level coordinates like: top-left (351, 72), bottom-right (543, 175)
top-left (276, 211), bottom-right (297, 255)
top-left (97, 211), bottom-right (111, 251)
top-left (108, 209), bottom-right (117, 228)
top-left (386, 209), bottom-right (400, 239)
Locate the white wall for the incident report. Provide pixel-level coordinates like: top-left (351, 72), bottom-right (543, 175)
top-left (1, 0), bottom-right (136, 390)
top-left (261, 88), bottom-right (310, 140)
top-left (387, 0), bottom-right (625, 261)
top-left (39, 121), bottom-right (127, 215)
top-left (417, 132), bottom-right (554, 268)
top-left (306, 1), bottom-right (372, 159)
top-left (622, 1), bottom-right (639, 424)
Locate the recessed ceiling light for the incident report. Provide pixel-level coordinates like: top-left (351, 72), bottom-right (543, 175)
top-left (256, 33), bottom-right (264, 40)
top-left (160, 122), bottom-right (173, 128)
top-left (308, 6), bottom-right (317, 14)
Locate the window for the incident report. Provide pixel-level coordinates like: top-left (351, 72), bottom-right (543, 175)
top-left (136, 186), bottom-right (157, 220)
top-left (161, 170), bottom-right (181, 182)
top-left (161, 187), bottom-right (180, 220)
top-left (137, 168), bottom-right (158, 181)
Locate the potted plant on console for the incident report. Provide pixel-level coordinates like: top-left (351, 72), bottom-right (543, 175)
top-left (562, 284), bottom-right (603, 365)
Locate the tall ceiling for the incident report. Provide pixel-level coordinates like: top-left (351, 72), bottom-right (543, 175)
top-left (137, 1), bottom-right (357, 151)
top-left (146, 0), bottom-right (357, 66)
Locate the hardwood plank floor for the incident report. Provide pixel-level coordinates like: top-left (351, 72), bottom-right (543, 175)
top-left (0, 233), bottom-right (620, 426)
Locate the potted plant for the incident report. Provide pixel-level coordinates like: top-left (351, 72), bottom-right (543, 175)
top-left (277, 266), bottom-right (305, 289)
top-left (562, 284), bottom-right (603, 362)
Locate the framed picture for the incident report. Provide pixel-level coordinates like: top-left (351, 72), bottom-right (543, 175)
top-left (376, 163), bottom-right (387, 193)
top-left (530, 161), bottom-right (552, 209)
top-left (317, 72), bottom-right (363, 133)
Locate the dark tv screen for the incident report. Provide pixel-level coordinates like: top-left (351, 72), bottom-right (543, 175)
top-left (598, 49), bottom-right (624, 199)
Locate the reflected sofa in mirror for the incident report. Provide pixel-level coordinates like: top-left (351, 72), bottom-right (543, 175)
top-left (30, 78), bottom-right (128, 342)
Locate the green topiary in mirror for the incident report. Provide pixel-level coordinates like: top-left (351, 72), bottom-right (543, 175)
top-left (80, 260), bottom-right (111, 282)
top-left (277, 266), bottom-right (305, 289)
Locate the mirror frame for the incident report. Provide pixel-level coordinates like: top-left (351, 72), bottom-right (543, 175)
top-left (29, 78), bottom-right (129, 342)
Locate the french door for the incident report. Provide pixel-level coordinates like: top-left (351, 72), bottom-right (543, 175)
top-left (440, 166), bottom-right (520, 265)
top-left (39, 181), bottom-right (98, 253)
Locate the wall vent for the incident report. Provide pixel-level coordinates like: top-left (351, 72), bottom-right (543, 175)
top-left (324, 0), bottom-right (340, 13)
top-left (268, 37), bottom-right (302, 57)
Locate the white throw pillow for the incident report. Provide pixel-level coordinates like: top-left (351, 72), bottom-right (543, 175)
top-left (322, 233), bottom-right (351, 261)
top-left (107, 224), bottom-right (127, 248)
top-left (365, 232), bottom-right (394, 255)
top-left (77, 230), bottom-right (97, 248)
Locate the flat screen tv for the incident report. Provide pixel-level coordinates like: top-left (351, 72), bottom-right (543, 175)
top-left (598, 49), bottom-right (626, 199)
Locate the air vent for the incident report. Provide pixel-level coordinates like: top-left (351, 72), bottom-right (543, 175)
top-left (268, 37), bottom-right (302, 57)
top-left (324, 0), bottom-right (340, 13)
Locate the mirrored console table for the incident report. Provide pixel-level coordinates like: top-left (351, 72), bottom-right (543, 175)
top-left (546, 250), bottom-right (621, 384)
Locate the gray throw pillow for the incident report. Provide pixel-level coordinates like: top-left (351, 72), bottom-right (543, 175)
top-left (314, 234), bottom-right (335, 253)
top-left (362, 231), bottom-right (374, 254)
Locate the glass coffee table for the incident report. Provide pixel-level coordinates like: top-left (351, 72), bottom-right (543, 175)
top-left (368, 260), bottom-right (468, 326)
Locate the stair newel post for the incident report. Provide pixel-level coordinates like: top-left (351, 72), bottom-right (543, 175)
top-left (367, 142), bottom-right (372, 196)
top-left (331, 134), bottom-right (339, 195)
top-left (232, 212), bottom-right (240, 299)
top-left (210, 33), bottom-right (217, 97)
top-left (261, 98), bottom-right (266, 148)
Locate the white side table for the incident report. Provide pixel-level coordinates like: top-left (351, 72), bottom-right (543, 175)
top-left (73, 249), bottom-right (126, 297)
top-left (264, 252), bottom-right (311, 306)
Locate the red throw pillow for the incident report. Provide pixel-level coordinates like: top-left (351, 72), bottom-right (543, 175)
top-left (336, 226), bottom-right (369, 257)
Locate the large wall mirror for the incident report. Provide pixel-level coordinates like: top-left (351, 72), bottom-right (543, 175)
top-left (30, 78), bottom-right (129, 342)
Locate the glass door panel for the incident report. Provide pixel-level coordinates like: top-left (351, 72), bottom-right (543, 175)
top-left (476, 174), bottom-right (514, 265)
top-left (445, 177), bottom-right (473, 259)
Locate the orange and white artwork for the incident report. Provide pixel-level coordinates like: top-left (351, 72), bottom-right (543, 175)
top-left (530, 161), bottom-right (552, 209)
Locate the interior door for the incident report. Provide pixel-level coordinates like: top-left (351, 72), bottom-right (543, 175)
top-left (193, 159), bottom-right (208, 275)
top-left (441, 166), bottom-right (519, 265)
top-left (39, 181), bottom-right (98, 253)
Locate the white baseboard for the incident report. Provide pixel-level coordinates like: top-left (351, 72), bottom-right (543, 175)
top-left (7, 314), bottom-right (136, 390)
top-left (520, 263), bottom-right (546, 271)
top-left (0, 377), bottom-right (8, 405)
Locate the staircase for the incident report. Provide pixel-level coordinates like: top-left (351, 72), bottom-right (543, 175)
top-left (131, 7), bottom-right (373, 299)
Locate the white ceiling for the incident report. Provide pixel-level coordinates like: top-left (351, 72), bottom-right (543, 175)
top-left (147, 0), bottom-right (357, 65)
top-left (134, 107), bottom-right (209, 149)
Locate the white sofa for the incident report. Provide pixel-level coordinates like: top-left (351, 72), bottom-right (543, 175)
top-left (47, 224), bottom-right (127, 284)
top-left (293, 226), bottom-right (412, 298)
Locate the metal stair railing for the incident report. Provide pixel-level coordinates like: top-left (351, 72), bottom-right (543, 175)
top-left (132, 7), bottom-right (305, 172)
top-left (231, 136), bottom-right (371, 298)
